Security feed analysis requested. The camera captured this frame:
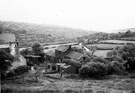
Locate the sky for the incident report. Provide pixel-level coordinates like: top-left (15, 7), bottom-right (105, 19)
top-left (0, 0), bottom-right (135, 33)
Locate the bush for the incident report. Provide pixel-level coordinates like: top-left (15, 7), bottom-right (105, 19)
top-left (118, 44), bottom-right (135, 71)
top-left (79, 62), bottom-right (108, 78)
top-left (0, 50), bottom-right (14, 79)
top-left (6, 65), bottom-right (30, 78)
top-left (108, 61), bottom-right (125, 75)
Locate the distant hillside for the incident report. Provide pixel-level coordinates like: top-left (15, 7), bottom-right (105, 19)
top-left (112, 28), bottom-right (135, 33)
top-left (77, 28), bottom-right (135, 44)
top-left (0, 21), bottom-right (95, 47)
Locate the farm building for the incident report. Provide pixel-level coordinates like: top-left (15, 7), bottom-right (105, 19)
top-left (25, 55), bottom-right (41, 66)
top-left (63, 59), bottom-right (81, 74)
top-left (45, 45), bottom-right (91, 73)
top-left (63, 51), bottom-right (90, 73)
top-left (55, 45), bottom-right (72, 61)
top-left (46, 50), bottom-right (59, 71)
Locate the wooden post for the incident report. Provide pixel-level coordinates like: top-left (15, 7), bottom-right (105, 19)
top-left (45, 61), bottom-right (47, 72)
top-left (60, 67), bottom-right (63, 79)
top-left (36, 76), bottom-right (38, 81)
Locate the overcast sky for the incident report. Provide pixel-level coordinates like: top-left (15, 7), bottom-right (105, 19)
top-left (0, 0), bottom-right (135, 33)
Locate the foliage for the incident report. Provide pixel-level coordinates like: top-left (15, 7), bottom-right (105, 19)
top-left (20, 48), bottom-right (33, 56)
top-left (79, 62), bottom-right (108, 78)
top-left (118, 44), bottom-right (135, 71)
top-left (32, 42), bottom-right (45, 63)
top-left (6, 65), bottom-right (30, 77)
top-left (32, 42), bottom-right (44, 55)
top-left (0, 50), bottom-right (14, 79)
top-left (107, 61), bottom-right (125, 75)
top-left (112, 56), bottom-right (123, 63)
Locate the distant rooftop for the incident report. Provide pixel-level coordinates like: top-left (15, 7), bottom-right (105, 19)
top-left (0, 33), bottom-right (16, 44)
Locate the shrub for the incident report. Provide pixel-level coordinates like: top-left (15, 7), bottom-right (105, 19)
top-left (6, 65), bottom-right (30, 78)
top-left (118, 44), bottom-right (135, 71)
top-left (108, 61), bottom-right (125, 75)
top-left (0, 50), bottom-right (13, 79)
top-left (79, 62), bottom-right (108, 78)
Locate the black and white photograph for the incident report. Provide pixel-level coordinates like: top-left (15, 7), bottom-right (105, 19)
top-left (0, 0), bottom-right (135, 93)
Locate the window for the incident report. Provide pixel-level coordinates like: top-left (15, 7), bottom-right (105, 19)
top-left (47, 65), bottom-right (50, 69)
top-left (52, 65), bottom-right (56, 70)
top-left (83, 57), bottom-right (86, 60)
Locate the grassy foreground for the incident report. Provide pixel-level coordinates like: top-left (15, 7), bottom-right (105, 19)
top-left (1, 74), bottom-right (135, 93)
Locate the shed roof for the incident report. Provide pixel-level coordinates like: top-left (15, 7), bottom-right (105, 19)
top-left (0, 33), bottom-right (16, 44)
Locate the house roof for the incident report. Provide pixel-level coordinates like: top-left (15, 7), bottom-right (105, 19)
top-left (0, 33), bottom-right (16, 44)
top-left (66, 51), bottom-right (85, 61)
top-left (56, 45), bottom-right (71, 52)
top-left (46, 50), bottom-right (56, 57)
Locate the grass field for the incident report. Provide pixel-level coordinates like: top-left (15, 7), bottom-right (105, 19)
top-left (100, 40), bottom-right (135, 44)
top-left (86, 44), bottom-right (123, 50)
top-left (93, 50), bottom-right (111, 58)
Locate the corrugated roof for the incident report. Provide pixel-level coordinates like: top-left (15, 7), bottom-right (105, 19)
top-left (0, 33), bottom-right (16, 44)
top-left (66, 51), bottom-right (84, 60)
top-left (56, 45), bottom-right (70, 52)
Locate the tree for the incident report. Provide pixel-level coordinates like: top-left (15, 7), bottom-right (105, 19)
top-left (79, 62), bottom-right (108, 78)
top-left (118, 44), bottom-right (135, 71)
top-left (20, 48), bottom-right (33, 56)
top-left (32, 42), bottom-right (44, 55)
top-left (108, 61), bottom-right (125, 75)
top-left (0, 50), bottom-right (14, 79)
top-left (32, 42), bottom-right (45, 64)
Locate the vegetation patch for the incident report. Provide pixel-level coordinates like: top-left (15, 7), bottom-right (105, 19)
top-left (107, 61), bottom-right (126, 75)
top-left (79, 62), bottom-right (108, 78)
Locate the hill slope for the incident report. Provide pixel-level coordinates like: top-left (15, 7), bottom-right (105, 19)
top-left (0, 21), bottom-right (95, 47)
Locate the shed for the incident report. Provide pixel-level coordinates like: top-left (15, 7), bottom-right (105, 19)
top-left (46, 50), bottom-right (59, 71)
top-left (25, 55), bottom-right (41, 65)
